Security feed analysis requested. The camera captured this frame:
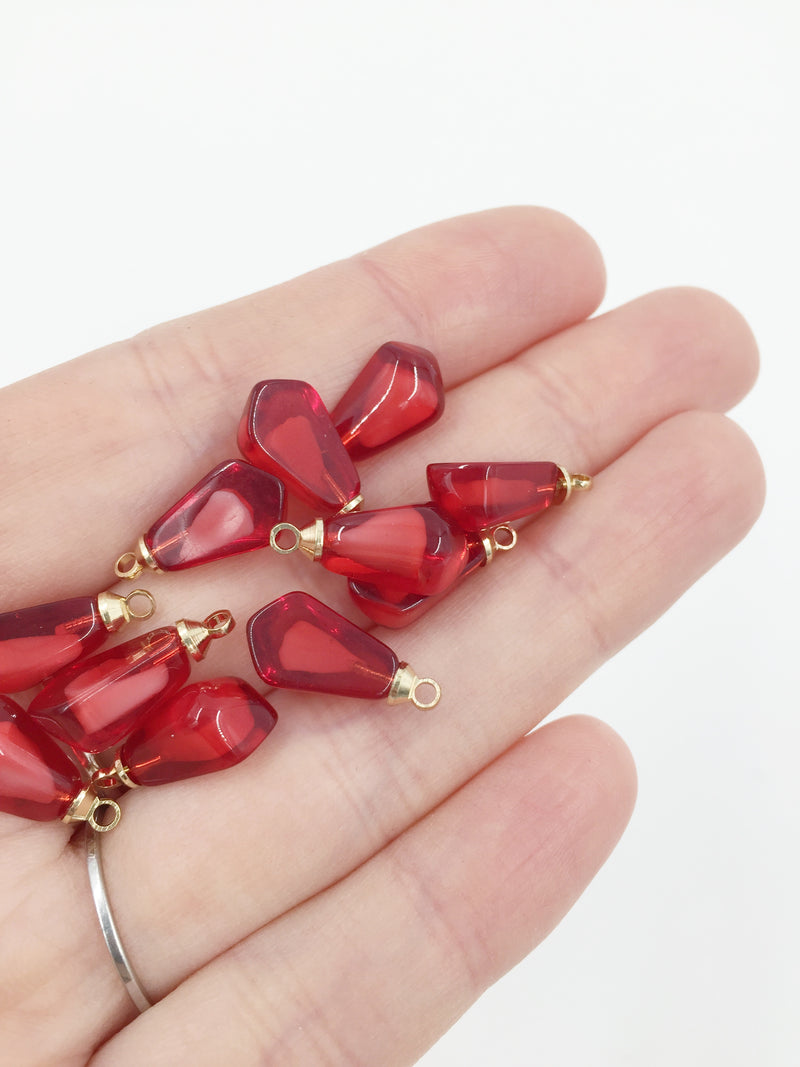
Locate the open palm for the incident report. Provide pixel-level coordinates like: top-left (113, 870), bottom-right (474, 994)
top-left (0, 207), bottom-right (762, 1066)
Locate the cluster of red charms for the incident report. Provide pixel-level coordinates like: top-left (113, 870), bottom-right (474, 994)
top-left (0, 342), bottom-right (588, 831)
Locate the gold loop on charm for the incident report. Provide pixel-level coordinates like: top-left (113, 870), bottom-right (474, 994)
top-left (90, 770), bottom-right (120, 791)
top-left (64, 786), bottom-right (122, 832)
top-left (556, 466), bottom-right (593, 501)
top-left (481, 525), bottom-right (518, 564)
top-left (90, 759), bottom-right (139, 792)
top-left (270, 522), bottom-right (302, 554)
top-left (492, 525), bottom-right (517, 550)
top-left (337, 494), bottom-right (364, 515)
top-left (114, 536), bottom-right (160, 580)
top-left (114, 551), bottom-right (143, 580)
top-left (125, 589), bottom-right (156, 620)
top-left (97, 589), bottom-right (156, 632)
top-left (203, 610), bottom-right (235, 637)
top-left (410, 677), bottom-right (442, 710)
top-left (107, 757), bottom-right (140, 790)
top-left (87, 799), bottom-right (122, 833)
top-left (270, 520), bottom-right (324, 560)
top-left (176, 609), bottom-right (235, 661)
top-left (388, 664), bottom-right (442, 708)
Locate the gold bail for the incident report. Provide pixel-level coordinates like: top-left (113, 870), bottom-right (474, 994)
top-left (63, 786), bottom-right (122, 833)
top-left (97, 589), bottom-right (157, 632)
top-left (556, 466), bottom-right (593, 502)
top-left (109, 757), bottom-right (140, 790)
top-left (176, 609), bottom-right (235, 661)
top-left (337, 494), bottom-right (364, 515)
top-left (481, 525), bottom-right (518, 565)
top-left (269, 519), bottom-right (324, 560)
top-left (387, 663), bottom-right (442, 709)
top-left (114, 535), bottom-right (161, 580)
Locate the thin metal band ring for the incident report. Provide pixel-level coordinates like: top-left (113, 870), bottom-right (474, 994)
top-left (86, 827), bottom-right (152, 1013)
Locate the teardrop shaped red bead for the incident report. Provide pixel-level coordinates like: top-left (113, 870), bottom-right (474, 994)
top-left (0, 596), bottom-right (107, 694)
top-left (27, 628), bottom-right (192, 754)
top-left (332, 342), bottom-right (444, 459)
top-left (0, 694), bottom-right (84, 821)
top-left (238, 380), bottom-right (360, 512)
top-left (427, 461), bottom-right (565, 532)
top-left (320, 504), bottom-right (469, 596)
top-left (145, 459), bottom-right (285, 571)
top-left (349, 536), bottom-right (487, 628)
top-left (248, 592), bottom-right (398, 699)
top-left (120, 677), bottom-right (277, 786)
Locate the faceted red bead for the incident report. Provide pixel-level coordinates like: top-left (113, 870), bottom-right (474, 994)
top-left (238, 380), bottom-right (361, 512)
top-left (247, 591), bottom-right (398, 699)
top-left (427, 462), bottom-right (566, 532)
top-left (0, 596), bottom-right (107, 693)
top-left (320, 504), bottom-right (469, 596)
top-left (332, 342), bottom-right (445, 459)
top-left (0, 694), bottom-right (84, 821)
top-left (120, 677), bottom-right (277, 787)
top-left (27, 628), bottom-right (191, 754)
top-left (145, 459), bottom-right (285, 571)
top-left (349, 536), bottom-right (487, 628)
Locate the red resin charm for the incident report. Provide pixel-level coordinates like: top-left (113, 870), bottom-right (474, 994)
top-left (238, 380), bottom-right (361, 512)
top-left (0, 694), bottom-right (84, 821)
top-left (332, 342), bottom-right (445, 459)
top-left (27, 627), bottom-right (193, 753)
top-left (319, 504), bottom-right (469, 596)
top-left (120, 677), bottom-right (277, 787)
top-left (248, 592), bottom-right (399, 699)
top-left (145, 459), bottom-right (285, 571)
top-left (0, 596), bottom-right (107, 693)
top-left (0, 589), bottom-right (152, 694)
top-left (427, 462), bottom-right (566, 532)
top-left (349, 537), bottom-right (487, 628)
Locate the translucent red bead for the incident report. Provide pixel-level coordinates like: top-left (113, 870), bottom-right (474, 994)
top-left (27, 627), bottom-right (192, 754)
top-left (238, 379), bottom-right (361, 512)
top-left (0, 596), bottom-right (107, 693)
top-left (0, 694), bottom-right (84, 821)
top-left (0, 349), bottom-right (574, 830)
top-left (427, 461), bottom-right (566, 532)
top-left (0, 350), bottom-right (595, 831)
top-left (349, 536), bottom-right (487, 628)
top-left (248, 592), bottom-right (399, 699)
top-left (319, 504), bottom-right (469, 596)
top-left (332, 342), bottom-right (445, 459)
top-left (120, 677), bottom-right (277, 786)
top-left (145, 459), bottom-right (285, 571)
top-left (348, 581), bottom-right (438, 630)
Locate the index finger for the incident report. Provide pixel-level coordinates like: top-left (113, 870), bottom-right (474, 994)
top-left (1, 206), bottom-right (604, 603)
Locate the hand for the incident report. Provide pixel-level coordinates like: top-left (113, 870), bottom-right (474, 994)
top-left (0, 207), bottom-right (763, 1065)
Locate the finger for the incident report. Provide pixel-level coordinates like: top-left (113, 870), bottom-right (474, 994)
top-left (1, 264), bottom-right (760, 1051)
top-left (54, 284), bottom-right (758, 696)
top-left (18, 407), bottom-right (759, 1057)
top-left (6, 329), bottom-right (761, 1051)
top-left (89, 715), bottom-right (636, 1067)
top-left (65, 282), bottom-right (759, 997)
top-left (95, 408), bottom-right (762, 1002)
top-left (0, 823), bottom-right (121, 1064)
top-left (364, 285), bottom-right (759, 506)
top-left (1, 206), bottom-right (605, 601)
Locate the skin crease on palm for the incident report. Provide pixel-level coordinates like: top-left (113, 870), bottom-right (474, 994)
top-left (0, 207), bottom-right (763, 1066)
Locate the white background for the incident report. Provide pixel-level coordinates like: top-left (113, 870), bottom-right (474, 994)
top-left (2, 2), bottom-right (798, 1064)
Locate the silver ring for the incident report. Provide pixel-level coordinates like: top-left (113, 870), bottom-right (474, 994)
top-left (86, 826), bottom-right (152, 1013)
